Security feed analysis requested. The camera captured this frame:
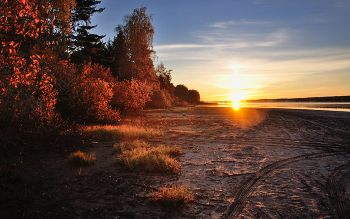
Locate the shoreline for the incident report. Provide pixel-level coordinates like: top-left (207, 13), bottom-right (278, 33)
top-left (212, 103), bottom-right (350, 113)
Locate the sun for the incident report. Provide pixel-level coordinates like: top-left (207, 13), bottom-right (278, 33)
top-left (230, 91), bottom-right (247, 110)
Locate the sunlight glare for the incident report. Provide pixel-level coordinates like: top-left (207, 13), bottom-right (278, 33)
top-left (230, 91), bottom-right (247, 110)
top-left (233, 102), bottom-right (240, 110)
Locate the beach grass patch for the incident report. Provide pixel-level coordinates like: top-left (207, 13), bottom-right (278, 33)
top-left (116, 145), bottom-right (181, 173)
top-left (69, 150), bottom-right (96, 166)
top-left (82, 125), bottom-right (163, 140)
top-left (113, 140), bottom-right (150, 153)
top-left (150, 184), bottom-right (192, 206)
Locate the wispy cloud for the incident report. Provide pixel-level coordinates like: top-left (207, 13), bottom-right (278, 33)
top-left (154, 44), bottom-right (208, 50)
top-left (154, 12), bottom-right (350, 100)
top-left (208, 19), bottom-right (275, 28)
top-left (155, 27), bottom-right (292, 60)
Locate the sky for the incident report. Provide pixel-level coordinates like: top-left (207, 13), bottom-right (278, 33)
top-left (90, 0), bottom-right (350, 101)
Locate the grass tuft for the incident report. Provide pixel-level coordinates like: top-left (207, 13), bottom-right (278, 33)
top-left (150, 184), bottom-right (192, 206)
top-left (113, 140), bottom-right (150, 153)
top-left (82, 125), bottom-right (163, 140)
top-left (69, 150), bottom-right (96, 166)
top-left (116, 143), bottom-right (181, 173)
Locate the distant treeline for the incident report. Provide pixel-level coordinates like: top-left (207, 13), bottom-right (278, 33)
top-left (242, 95), bottom-right (350, 103)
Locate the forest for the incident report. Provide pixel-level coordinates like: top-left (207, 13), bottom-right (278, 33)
top-left (0, 0), bottom-right (201, 132)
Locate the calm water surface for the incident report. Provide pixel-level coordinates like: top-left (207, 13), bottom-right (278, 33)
top-left (217, 102), bottom-right (350, 112)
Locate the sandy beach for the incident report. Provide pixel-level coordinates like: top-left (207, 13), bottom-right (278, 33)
top-left (2, 106), bottom-right (350, 218)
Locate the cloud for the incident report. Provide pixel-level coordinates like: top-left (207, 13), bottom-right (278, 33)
top-left (155, 27), bottom-right (292, 61)
top-left (159, 43), bottom-right (350, 100)
top-left (154, 14), bottom-right (350, 100)
top-left (208, 19), bottom-right (275, 28)
top-left (154, 44), bottom-right (208, 50)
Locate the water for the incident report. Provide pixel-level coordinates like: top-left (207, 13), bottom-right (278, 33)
top-left (216, 102), bottom-right (350, 112)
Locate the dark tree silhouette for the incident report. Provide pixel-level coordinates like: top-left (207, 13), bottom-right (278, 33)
top-left (155, 62), bottom-right (175, 97)
top-left (112, 26), bottom-right (129, 79)
top-left (188, 89), bottom-right (200, 103)
top-left (174, 84), bottom-right (188, 102)
top-left (70, 0), bottom-right (105, 65)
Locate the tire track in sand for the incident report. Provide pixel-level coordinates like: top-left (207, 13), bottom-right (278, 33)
top-left (326, 162), bottom-right (350, 219)
top-left (221, 151), bottom-right (344, 219)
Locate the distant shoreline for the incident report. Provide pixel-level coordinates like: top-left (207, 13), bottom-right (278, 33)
top-left (236, 103), bottom-right (350, 113)
top-left (197, 101), bottom-right (219, 106)
top-left (197, 101), bottom-right (350, 113)
top-left (241, 95), bottom-right (350, 103)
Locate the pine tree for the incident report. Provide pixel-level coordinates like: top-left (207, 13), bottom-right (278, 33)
top-left (70, 0), bottom-right (105, 65)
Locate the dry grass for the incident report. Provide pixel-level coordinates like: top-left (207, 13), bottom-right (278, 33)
top-left (69, 150), bottom-right (96, 166)
top-left (113, 140), bottom-right (150, 153)
top-left (82, 125), bottom-right (163, 141)
top-left (116, 143), bottom-right (181, 173)
top-left (150, 184), bottom-right (192, 206)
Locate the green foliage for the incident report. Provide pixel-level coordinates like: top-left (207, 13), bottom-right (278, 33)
top-left (150, 184), bottom-right (192, 206)
top-left (69, 150), bottom-right (96, 166)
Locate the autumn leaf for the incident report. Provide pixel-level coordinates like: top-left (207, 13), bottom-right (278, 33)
top-left (18, 0), bottom-right (29, 5)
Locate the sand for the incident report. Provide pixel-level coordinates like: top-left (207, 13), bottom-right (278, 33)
top-left (2, 106), bottom-right (350, 218)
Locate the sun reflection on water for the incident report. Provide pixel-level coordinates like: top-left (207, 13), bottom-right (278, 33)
top-left (233, 102), bottom-right (241, 110)
top-left (230, 91), bottom-right (246, 110)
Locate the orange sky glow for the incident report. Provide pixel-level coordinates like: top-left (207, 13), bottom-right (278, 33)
top-left (91, 1), bottom-right (350, 102)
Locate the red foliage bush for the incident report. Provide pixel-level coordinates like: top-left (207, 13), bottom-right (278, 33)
top-left (0, 46), bottom-right (60, 129)
top-left (146, 89), bottom-right (172, 109)
top-left (111, 78), bottom-right (153, 110)
top-left (0, 0), bottom-right (59, 130)
top-left (56, 63), bottom-right (119, 123)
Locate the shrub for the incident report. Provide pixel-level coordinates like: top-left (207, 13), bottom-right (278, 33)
top-left (174, 84), bottom-right (188, 102)
top-left (146, 89), bottom-right (172, 109)
top-left (150, 184), bottom-right (192, 206)
top-left (56, 63), bottom-right (120, 123)
top-left (188, 89), bottom-right (200, 104)
top-left (0, 46), bottom-right (60, 130)
top-left (69, 150), bottom-right (96, 166)
top-left (111, 78), bottom-right (153, 110)
top-left (172, 98), bottom-right (188, 107)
